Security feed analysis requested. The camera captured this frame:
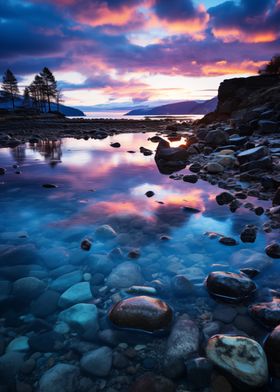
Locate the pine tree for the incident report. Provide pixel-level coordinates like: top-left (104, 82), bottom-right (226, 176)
top-left (40, 67), bottom-right (57, 112)
top-left (1, 69), bottom-right (19, 110)
top-left (259, 54), bottom-right (280, 75)
top-left (23, 87), bottom-right (31, 109)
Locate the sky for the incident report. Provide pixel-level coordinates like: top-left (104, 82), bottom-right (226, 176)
top-left (1, 0), bottom-right (280, 109)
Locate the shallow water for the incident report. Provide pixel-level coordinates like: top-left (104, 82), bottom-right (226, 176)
top-left (0, 132), bottom-right (278, 390)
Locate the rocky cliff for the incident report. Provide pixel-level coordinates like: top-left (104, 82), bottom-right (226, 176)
top-left (201, 75), bottom-right (280, 127)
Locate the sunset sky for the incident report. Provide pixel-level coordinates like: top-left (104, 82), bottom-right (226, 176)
top-left (1, 0), bottom-right (280, 108)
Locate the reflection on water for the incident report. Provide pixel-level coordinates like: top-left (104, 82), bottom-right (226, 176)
top-left (0, 133), bottom-right (278, 390)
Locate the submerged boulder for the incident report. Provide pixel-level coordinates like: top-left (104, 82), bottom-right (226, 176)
top-left (206, 335), bottom-right (268, 388)
top-left (39, 363), bottom-right (80, 392)
top-left (206, 271), bottom-right (256, 302)
top-left (249, 299), bottom-right (280, 328)
top-left (109, 296), bottom-right (173, 333)
top-left (58, 282), bottom-right (93, 308)
top-left (264, 325), bottom-right (280, 378)
top-left (80, 346), bottom-right (112, 377)
top-left (107, 261), bottom-right (143, 288)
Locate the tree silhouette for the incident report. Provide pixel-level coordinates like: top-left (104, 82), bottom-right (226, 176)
top-left (259, 54), bottom-right (280, 75)
top-left (40, 67), bottom-right (57, 112)
top-left (23, 87), bottom-right (31, 108)
top-left (1, 69), bottom-right (19, 110)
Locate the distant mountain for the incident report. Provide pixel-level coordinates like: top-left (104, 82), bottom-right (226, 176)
top-left (0, 95), bottom-right (85, 117)
top-left (125, 97), bottom-right (218, 116)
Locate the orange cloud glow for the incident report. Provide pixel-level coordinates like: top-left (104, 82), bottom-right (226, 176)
top-left (213, 27), bottom-right (278, 43)
top-left (202, 60), bottom-right (267, 75)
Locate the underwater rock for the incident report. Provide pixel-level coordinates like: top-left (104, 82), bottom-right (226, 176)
top-left (58, 282), bottom-right (93, 308)
top-left (6, 336), bottom-right (29, 353)
top-left (264, 325), bottom-right (280, 378)
top-left (50, 271), bottom-right (83, 292)
top-left (265, 242), bottom-right (280, 258)
top-left (39, 363), bottom-right (80, 392)
top-left (0, 244), bottom-right (41, 266)
top-left (80, 346), bottom-right (112, 377)
top-left (81, 238), bottom-right (92, 251)
top-left (31, 290), bottom-right (60, 317)
top-left (95, 224), bottom-right (117, 240)
top-left (59, 303), bottom-right (99, 340)
top-left (216, 192), bottom-right (235, 205)
top-left (219, 237), bottom-right (238, 246)
top-left (12, 277), bottom-right (46, 301)
top-left (0, 352), bottom-right (24, 385)
top-left (164, 314), bottom-right (199, 378)
top-left (240, 225), bottom-right (257, 243)
top-left (129, 373), bottom-right (176, 392)
top-left (171, 275), bottom-right (194, 297)
top-left (109, 296), bottom-right (173, 333)
top-left (206, 335), bottom-right (268, 388)
top-left (206, 271), bottom-right (256, 302)
top-left (249, 299), bottom-right (280, 327)
top-left (205, 162), bottom-right (224, 174)
top-left (107, 261), bottom-right (143, 288)
top-left (28, 331), bottom-right (64, 353)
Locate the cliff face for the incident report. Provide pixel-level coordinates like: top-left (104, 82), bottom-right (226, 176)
top-left (201, 75), bottom-right (280, 124)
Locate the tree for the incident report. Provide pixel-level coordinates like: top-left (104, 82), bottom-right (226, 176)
top-left (1, 69), bottom-right (19, 110)
top-left (40, 67), bottom-right (57, 112)
top-left (259, 54), bottom-right (280, 75)
top-left (56, 88), bottom-right (64, 112)
top-left (23, 87), bottom-right (31, 108)
top-left (29, 75), bottom-right (46, 112)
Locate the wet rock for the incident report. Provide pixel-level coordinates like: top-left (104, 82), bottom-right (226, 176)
top-left (6, 337), bottom-right (29, 353)
top-left (0, 168), bottom-right (6, 175)
top-left (237, 146), bottom-right (268, 164)
top-left (50, 271), bottom-right (83, 292)
top-left (213, 304), bottom-right (237, 323)
top-left (240, 225), bottom-right (257, 243)
top-left (58, 282), bottom-right (93, 308)
top-left (95, 224), bottom-right (117, 240)
top-left (264, 325), bottom-right (280, 378)
top-left (206, 271), bottom-right (256, 302)
top-left (126, 285), bottom-right (157, 296)
top-left (249, 299), bottom-right (280, 327)
top-left (205, 162), bottom-right (224, 174)
top-left (145, 191), bottom-right (154, 197)
top-left (206, 335), bottom-right (268, 388)
top-left (216, 192), bottom-right (234, 205)
top-left (0, 352), bottom-right (24, 385)
top-left (140, 147), bottom-right (153, 156)
top-left (59, 303), bottom-right (99, 340)
top-left (39, 363), bottom-right (80, 392)
top-left (258, 120), bottom-right (278, 133)
top-left (231, 249), bottom-right (272, 272)
top-left (254, 206), bottom-right (264, 216)
top-left (216, 155), bottom-right (237, 169)
top-left (155, 140), bottom-right (188, 162)
top-left (107, 262), bottom-right (143, 288)
top-left (171, 275), bottom-right (194, 297)
top-left (164, 315), bottom-right (199, 378)
top-left (81, 238), bottom-right (92, 251)
top-left (205, 130), bottom-right (229, 147)
top-left (12, 277), bottom-right (46, 300)
top-left (182, 174), bottom-right (198, 183)
top-left (109, 296), bottom-right (173, 333)
top-left (20, 358), bottom-right (36, 375)
top-left (110, 142), bottom-right (120, 148)
top-left (129, 373), bottom-right (176, 392)
top-left (42, 183), bottom-right (58, 188)
top-left (30, 290), bottom-right (60, 317)
top-left (229, 199), bottom-right (242, 212)
top-left (0, 244), bottom-right (41, 266)
top-left (265, 242), bottom-right (280, 258)
top-left (80, 346), bottom-right (112, 377)
top-left (186, 357), bottom-right (213, 390)
top-left (219, 237), bottom-right (237, 246)
top-left (240, 268), bottom-right (259, 279)
top-left (28, 331), bottom-right (63, 352)
top-left (189, 162), bottom-right (201, 173)
top-left (239, 156), bottom-right (272, 172)
top-left (273, 186), bottom-right (280, 206)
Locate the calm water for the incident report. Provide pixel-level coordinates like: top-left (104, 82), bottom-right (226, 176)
top-left (0, 133), bottom-right (278, 389)
top-left (70, 111), bottom-right (204, 121)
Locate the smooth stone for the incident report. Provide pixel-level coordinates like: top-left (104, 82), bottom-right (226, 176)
top-left (6, 337), bottom-right (29, 353)
top-left (107, 262), bottom-right (143, 289)
top-left (164, 315), bottom-right (199, 378)
top-left (258, 120), bottom-right (278, 133)
top-left (206, 271), bottom-right (256, 302)
top-left (31, 290), bottom-right (60, 317)
top-left (182, 174), bottom-right (198, 183)
top-left (0, 244), bottom-right (41, 266)
top-left (110, 142), bottom-right (120, 148)
top-left (249, 299), bottom-right (280, 327)
top-left (216, 192), bottom-right (234, 205)
top-left (58, 282), bottom-right (93, 308)
top-left (54, 321), bottom-right (70, 334)
top-left (140, 147), bottom-right (153, 156)
top-left (125, 285), bottom-right (157, 295)
top-left (239, 268), bottom-right (259, 279)
top-left (28, 331), bottom-right (63, 352)
top-left (80, 346), bottom-right (112, 377)
top-left (39, 364), bottom-right (80, 392)
top-left (109, 296), bottom-right (173, 333)
top-left (42, 184), bottom-right (57, 188)
top-left (155, 140), bottom-right (188, 162)
top-left (205, 162), bottom-right (224, 174)
top-left (81, 239), bottom-right (92, 251)
top-left (213, 304), bottom-right (238, 323)
top-left (12, 277), bottom-right (46, 300)
top-left (219, 237), bottom-right (237, 246)
top-left (264, 325), bottom-right (280, 377)
top-left (231, 249), bottom-right (272, 272)
top-left (265, 242), bottom-right (280, 258)
top-left (237, 146), bottom-right (268, 164)
top-left (216, 155), bottom-right (237, 168)
top-left (87, 254), bottom-right (114, 275)
top-left (58, 303), bottom-right (99, 340)
top-left (206, 335), bottom-right (268, 388)
top-left (95, 225), bottom-right (117, 240)
top-left (41, 247), bottom-right (70, 269)
top-left (240, 225), bottom-right (257, 243)
top-left (50, 271), bottom-right (83, 292)
top-left (205, 130), bottom-right (229, 147)
top-left (0, 352), bottom-right (24, 385)
top-left (145, 190), bottom-right (155, 197)
top-left (171, 275), bottom-right (194, 297)
top-left (129, 373), bottom-right (176, 392)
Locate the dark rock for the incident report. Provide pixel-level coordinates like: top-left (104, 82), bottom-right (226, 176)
top-left (155, 140), bottom-right (188, 162)
top-left (110, 142), bottom-right (120, 148)
top-left (129, 373), bottom-right (176, 392)
top-left (39, 363), bottom-right (80, 392)
top-left (112, 352), bottom-right (129, 369)
top-left (264, 325), bottom-right (280, 377)
top-left (182, 174), bottom-right (198, 183)
top-left (108, 296), bottom-right (173, 333)
top-left (28, 331), bottom-right (64, 352)
top-left (219, 237), bottom-right (237, 246)
top-left (206, 271), bottom-right (256, 303)
top-left (240, 268), bottom-right (259, 279)
top-left (265, 242), bottom-right (280, 258)
top-left (216, 192), bottom-right (235, 205)
top-left (237, 146), bottom-right (268, 164)
top-left (254, 206), bottom-right (264, 216)
top-left (213, 304), bottom-right (237, 323)
top-left (186, 357), bottom-right (213, 389)
top-left (80, 346), bottom-right (112, 377)
top-left (0, 168), bottom-right (6, 175)
top-left (273, 186), bottom-right (280, 206)
top-left (140, 147), bottom-right (153, 156)
top-left (189, 162), bottom-right (201, 173)
top-left (239, 156), bottom-right (272, 172)
top-left (258, 120), bottom-right (279, 134)
top-left (249, 299), bottom-right (280, 327)
top-left (240, 225), bottom-right (257, 243)
top-left (31, 290), bottom-right (60, 317)
top-left (229, 136), bottom-right (248, 146)
top-left (145, 191), bottom-right (155, 198)
top-left (142, 357), bottom-right (156, 370)
top-left (81, 238), bottom-right (92, 251)
top-left (0, 352), bottom-right (24, 385)
top-left (13, 277), bottom-right (46, 300)
top-left (205, 130), bottom-right (229, 147)
top-left (182, 206), bottom-right (200, 214)
top-left (171, 275), bottom-right (194, 297)
top-left (42, 184), bottom-right (58, 188)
